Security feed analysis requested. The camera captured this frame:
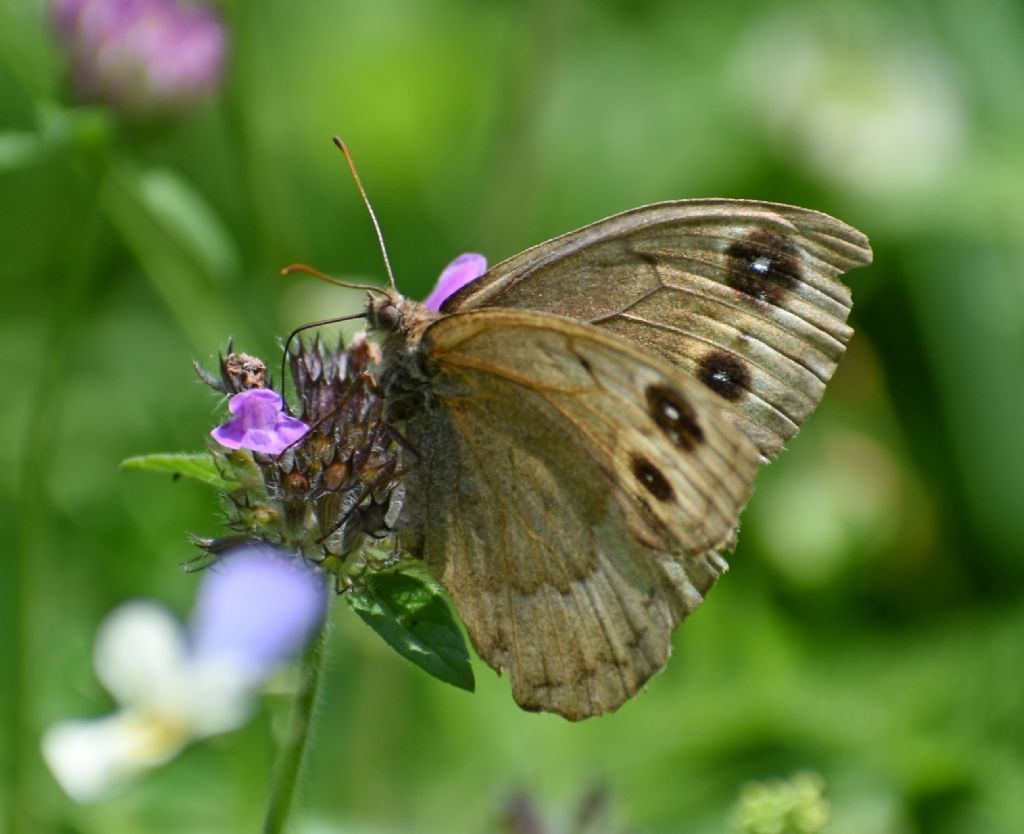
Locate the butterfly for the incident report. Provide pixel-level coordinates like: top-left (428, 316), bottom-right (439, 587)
top-left (360, 198), bottom-right (872, 720)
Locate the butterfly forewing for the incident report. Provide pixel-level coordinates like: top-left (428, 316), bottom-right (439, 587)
top-left (399, 309), bottom-right (760, 719)
top-left (441, 200), bottom-right (873, 457)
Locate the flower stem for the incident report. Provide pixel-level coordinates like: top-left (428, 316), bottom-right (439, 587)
top-left (262, 604), bottom-right (331, 834)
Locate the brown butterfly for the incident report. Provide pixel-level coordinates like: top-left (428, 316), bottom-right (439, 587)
top-left (280, 145), bottom-right (871, 720)
top-left (353, 195), bottom-right (872, 721)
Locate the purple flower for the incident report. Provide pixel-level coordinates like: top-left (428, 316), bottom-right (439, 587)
top-left (51, 0), bottom-right (226, 114)
top-left (190, 548), bottom-right (327, 678)
top-left (211, 389), bottom-right (310, 455)
top-left (423, 253), bottom-right (487, 311)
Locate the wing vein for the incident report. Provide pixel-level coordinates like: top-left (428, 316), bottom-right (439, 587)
top-left (449, 406), bottom-right (581, 700)
top-left (616, 312), bottom-right (811, 425)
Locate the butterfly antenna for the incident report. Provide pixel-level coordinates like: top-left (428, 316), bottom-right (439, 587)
top-left (280, 311), bottom-right (368, 411)
top-left (334, 136), bottom-right (397, 292)
top-left (280, 262), bottom-right (384, 294)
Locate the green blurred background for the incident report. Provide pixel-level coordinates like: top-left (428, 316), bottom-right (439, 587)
top-left (2, 0), bottom-right (1022, 831)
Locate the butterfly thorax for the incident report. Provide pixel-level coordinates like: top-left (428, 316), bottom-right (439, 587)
top-left (366, 289), bottom-right (443, 422)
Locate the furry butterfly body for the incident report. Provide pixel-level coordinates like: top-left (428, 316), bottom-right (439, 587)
top-left (367, 199), bottom-right (872, 720)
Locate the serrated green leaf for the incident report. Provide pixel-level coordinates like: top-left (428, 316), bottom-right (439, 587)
top-left (347, 571), bottom-right (475, 693)
top-left (121, 452), bottom-right (237, 490)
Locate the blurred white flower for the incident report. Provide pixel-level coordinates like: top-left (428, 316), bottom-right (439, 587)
top-left (42, 547), bottom-right (326, 803)
top-left (732, 13), bottom-right (965, 197)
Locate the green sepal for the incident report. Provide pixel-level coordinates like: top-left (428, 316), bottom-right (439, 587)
top-left (121, 452), bottom-right (237, 490)
top-left (346, 570), bottom-right (475, 693)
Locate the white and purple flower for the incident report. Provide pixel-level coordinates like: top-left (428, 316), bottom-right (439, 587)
top-left (211, 388), bottom-right (310, 456)
top-left (51, 0), bottom-right (227, 114)
top-left (42, 547), bottom-right (326, 803)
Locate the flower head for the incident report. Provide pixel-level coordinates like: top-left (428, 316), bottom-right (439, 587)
top-left (200, 336), bottom-right (403, 574)
top-left (423, 253), bottom-right (487, 311)
top-left (51, 0), bottom-right (227, 115)
top-left (42, 546), bottom-right (326, 802)
top-left (211, 388), bottom-right (310, 456)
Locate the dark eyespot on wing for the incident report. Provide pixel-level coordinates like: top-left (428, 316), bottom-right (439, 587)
top-left (726, 229), bottom-right (802, 305)
top-left (645, 384), bottom-right (704, 451)
top-left (630, 455), bottom-right (675, 501)
top-left (697, 350), bottom-right (750, 402)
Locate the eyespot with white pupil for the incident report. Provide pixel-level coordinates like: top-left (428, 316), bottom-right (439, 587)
top-left (630, 455), bottom-right (674, 501)
top-left (645, 384), bottom-right (704, 451)
top-left (697, 350), bottom-right (750, 402)
top-left (661, 403), bottom-right (680, 421)
top-left (725, 229), bottom-right (802, 305)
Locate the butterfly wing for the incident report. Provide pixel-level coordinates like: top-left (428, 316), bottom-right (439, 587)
top-left (440, 200), bottom-right (872, 458)
top-left (398, 308), bottom-right (760, 719)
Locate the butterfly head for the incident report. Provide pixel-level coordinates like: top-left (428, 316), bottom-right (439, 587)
top-left (365, 289), bottom-right (439, 340)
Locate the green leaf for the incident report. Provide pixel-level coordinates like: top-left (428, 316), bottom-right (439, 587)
top-left (120, 452), bottom-right (237, 490)
top-left (346, 571), bottom-right (475, 693)
top-left (101, 158), bottom-right (254, 352)
top-left (135, 168), bottom-right (241, 287)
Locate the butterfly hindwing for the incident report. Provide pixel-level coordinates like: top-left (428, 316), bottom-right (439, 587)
top-left (396, 309), bottom-right (760, 719)
top-left (441, 200), bottom-right (873, 457)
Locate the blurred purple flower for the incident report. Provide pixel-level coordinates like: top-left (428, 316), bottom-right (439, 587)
top-left (423, 253), bottom-right (487, 311)
top-left (211, 388), bottom-right (310, 456)
top-left (190, 547), bottom-right (327, 678)
top-left (51, 0), bottom-right (226, 114)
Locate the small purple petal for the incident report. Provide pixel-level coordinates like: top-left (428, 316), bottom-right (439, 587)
top-left (189, 547), bottom-right (327, 677)
top-left (227, 387), bottom-right (280, 415)
top-left (210, 420), bottom-right (247, 449)
top-left (273, 414), bottom-right (312, 446)
top-left (423, 253), bottom-right (487, 311)
top-left (228, 429), bottom-right (280, 456)
top-left (211, 389), bottom-right (310, 456)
